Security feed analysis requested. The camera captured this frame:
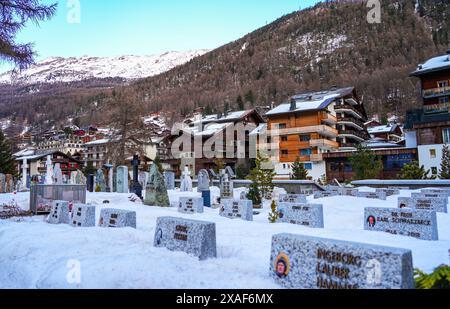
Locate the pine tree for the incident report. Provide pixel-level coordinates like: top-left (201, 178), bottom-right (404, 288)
top-left (291, 158), bottom-right (308, 180)
top-left (153, 155), bottom-right (164, 174)
top-left (349, 145), bottom-right (383, 180)
top-left (0, 129), bottom-right (16, 175)
top-left (83, 161), bottom-right (96, 177)
top-left (268, 200), bottom-right (279, 223)
top-left (247, 151), bottom-right (275, 201)
top-left (247, 181), bottom-right (262, 207)
top-left (439, 145), bottom-right (450, 179)
top-left (236, 95), bottom-right (244, 110)
top-left (399, 161), bottom-right (435, 180)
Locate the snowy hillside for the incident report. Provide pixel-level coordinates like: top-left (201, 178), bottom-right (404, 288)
top-left (0, 187), bottom-right (449, 289)
top-left (0, 50), bottom-right (209, 85)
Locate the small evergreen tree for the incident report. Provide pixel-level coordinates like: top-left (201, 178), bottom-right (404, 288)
top-left (236, 95), bottom-right (245, 110)
top-left (247, 151), bottom-right (275, 200)
top-left (291, 158), bottom-right (308, 180)
top-left (247, 181), bottom-right (262, 207)
top-left (399, 161), bottom-right (435, 180)
top-left (236, 164), bottom-right (249, 179)
top-left (268, 200), bottom-right (279, 223)
top-left (83, 161), bottom-right (96, 177)
top-left (349, 145), bottom-right (383, 180)
top-left (439, 145), bottom-right (450, 179)
top-left (415, 265), bottom-right (450, 289)
top-left (0, 129), bottom-right (16, 175)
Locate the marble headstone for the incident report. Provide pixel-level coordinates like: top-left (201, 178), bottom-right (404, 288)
top-left (270, 234), bottom-right (414, 289)
top-left (314, 191), bottom-right (339, 199)
top-left (47, 200), bottom-right (70, 224)
top-left (357, 191), bottom-right (387, 200)
top-left (96, 169), bottom-right (106, 192)
top-left (70, 204), bottom-right (96, 228)
top-left (277, 203), bottom-right (324, 228)
top-left (99, 208), bottom-right (136, 228)
top-left (197, 169), bottom-right (211, 207)
top-left (53, 164), bottom-right (63, 185)
top-left (179, 197), bottom-right (204, 214)
top-left (421, 188), bottom-right (450, 197)
top-left (376, 188), bottom-right (400, 196)
top-left (364, 207), bottom-right (439, 240)
top-left (163, 171), bottom-right (175, 191)
top-left (279, 194), bottom-right (307, 204)
top-left (180, 167), bottom-right (193, 192)
top-left (339, 188), bottom-right (358, 197)
top-left (398, 196), bottom-right (448, 213)
top-left (220, 173), bottom-right (233, 199)
top-left (154, 216), bottom-right (217, 260)
top-left (144, 164), bottom-right (170, 207)
top-left (116, 166), bottom-right (129, 194)
top-left (219, 199), bottom-right (253, 221)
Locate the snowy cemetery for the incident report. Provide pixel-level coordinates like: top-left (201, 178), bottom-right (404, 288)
top-left (0, 156), bottom-right (449, 289)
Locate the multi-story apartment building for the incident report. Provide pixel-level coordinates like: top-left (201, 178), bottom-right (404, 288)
top-left (36, 133), bottom-right (85, 156)
top-left (83, 139), bottom-right (110, 168)
top-left (406, 50), bottom-right (450, 177)
top-left (263, 87), bottom-right (369, 180)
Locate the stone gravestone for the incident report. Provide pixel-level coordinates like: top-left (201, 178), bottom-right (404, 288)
top-left (340, 188), bottom-right (358, 197)
top-left (45, 155), bottom-right (53, 185)
top-left (219, 199), bottom-right (253, 221)
top-left (144, 164), bottom-right (170, 207)
top-left (357, 191), bottom-right (387, 200)
top-left (180, 166), bottom-right (193, 192)
top-left (131, 155), bottom-right (143, 199)
top-left (398, 196), bottom-right (448, 213)
top-left (421, 188), bottom-right (450, 197)
top-left (279, 194), bottom-right (307, 204)
top-left (154, 216), bottom-right (217, 260)
top-left (70, 171), bottom-right (77, 185)
top-left (277, 203), bottom-right (324, 228)
top-left (116, 166), bottom-right (129, 194)
top-left (270, 234), bottom-right (414, 289)
top-left (163, 171), bottom-right (175, 191)
top-left (70, 204), bottom-right (96, 227)
top-left (53, 163), bottom-right (63, 185)
top-left (5, 174), bottom-right (13, 193)
top-left (220, 172), bottom-right (233, 199)
top-left (47, 200), bottom-right (71, 225)
top-left (75, 170), bottom-right (86, 185)
top-left (96, 169), bottom-right (106, 192)
top-left (99, 209), bottom-right (136, 228)
top-left (197, 169), bottom-right (211, 207)
top-left (240, 191), bottom-right (248, 200)
top-left (376, 188), bottom-right (400, 196)
top-left (0, 173), bottom-right (5, 193)
top-left (314, 191), bottom-right (339, 199)
top-left (179, 197), bottom-right (204, 214)
top-left (364, 207), bottom-right (439, 241)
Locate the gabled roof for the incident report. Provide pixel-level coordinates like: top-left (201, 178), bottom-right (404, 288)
top-left (15, 150), bottom-right (82, 164)
top-left (367, 124), bottom-right (401, 135)
top-left (411, 52), bottom-right (450, 76)
top-left (266, 87), bottom-right (356, 117)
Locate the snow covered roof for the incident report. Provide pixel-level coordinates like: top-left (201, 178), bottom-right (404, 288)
top-left (249, 124), bottom-right (267, 136)
top-left (84, 139), bottom-right (110, 146)
top-left (365, 141), bottom-right (401, 149)
top-left (411, 52), bottom-right (450, 76)
top-left (367, 124), bottom-right (400, 135)
top-left (189, 110), bottom-right (250, 125)
top-left (266, 87), bottom-right (355, 116)
top-left (13, 148), bottom-right (35, 158)
top-left (185, 122), bottom-right (231, 137)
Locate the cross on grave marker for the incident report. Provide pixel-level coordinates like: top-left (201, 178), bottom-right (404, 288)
top-left (131, 155), bottom-right (143, 199)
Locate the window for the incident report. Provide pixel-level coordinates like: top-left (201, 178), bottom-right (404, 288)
top-left (439, 96), bottom-right (450, 104)
top-left (443, 128), bottom-right (450, 144)
top-left (429, 149), bottom-right (437, 159)
top-left (300, 135), bottom-right (311, 142)
top-left (300, 149), bottom-right (312, 156)
top-left (438, 81), bottom-right (449, 89)
top-left (281, 136), bottom-right (288, 142)
top-left (431, 167), bottom-right (438, 175)
top-left (281, 150), bottom-right (288, 156)
top-left (304, 163), bottom-right (313, 170)
top-left (278, 123), bottom-right (287, 129)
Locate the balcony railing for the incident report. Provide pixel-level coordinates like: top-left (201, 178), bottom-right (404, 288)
top-left (310, 139), bottom-right (339, 149)
top-left (319, 111), bottom-right (337, 125)
top-left (310, 154), bottom-right (323, 162)
top-left (339, 143), bottom-right (359, 149)
top-left (339, 130), bottom-right (368, 141)
top-left (269, 125), bottom-right (338, 138)
top-left (423, 86), bottom-right (450, 98)
top-left (335, 104), bottom-right (363, 119)
top-left (337, 117), bottom-right (365, 130)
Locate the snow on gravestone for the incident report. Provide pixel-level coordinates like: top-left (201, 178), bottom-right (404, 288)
top-left (339, 188), bottom-right (358, 197)
top-left (47, 200), bottom-right (70, 224)
top-left (277, 203), bottom-right (324, 228)
top-left (154, 217), bottom-right (217, 260)
top-left (178, 197), bottom-right (204, 214)
top-left (219, 199), bottom-right (253, 221)
top-left (376, 188), bottom-right (400, 196)
top-left (70, 204), bottom-right (96, 227)
top-left (357, 191), bottom-right (387, 200)
top-left (278, 194), bottom-right (307, 204)
top-left (314, 191), bottom-right (339, 199)
top-left (99, 209), bottom-right (136, 228)
top-left (398, 196), bottom-right (448, 213)
top-left (421, 188), bottom-right (450, 197)
top-left (364, 207), bottom-right (439, 240)
top-left (270, 234), bottom-right (414, 289)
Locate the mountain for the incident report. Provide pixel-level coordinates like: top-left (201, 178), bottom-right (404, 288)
top-left (0, 50), bottom-right (209, 85)
top-left (1, 0), bottom-right (449, 135)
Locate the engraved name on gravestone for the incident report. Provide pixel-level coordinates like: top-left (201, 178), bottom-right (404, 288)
top-left (47, 200), bottom-right (70, 224)
top-left (270, 234), bottom-right (414, 289)
top-left (219, 199), bottom-right (253, 221)
top-left (99, 209), bottom-right (136, 228)
top-left (357, 191), bottom-right (387, 200)
top-left (364, 207), bottom-right (439, 240)
top-left (314, 191), bottom-right (339, 199)
top-left (398, 196), bottom-right (448, 213)
top-left (277, 203), bottom-right (324, 228)
top-left (340, 188), bottom-right (358, 196)
top-left (179, 197), bottom-right (204, 214)
top-left (376, 188), bottom-right (400, 196)
top-left (279, 194), bottom-right (307, 204)
top-left (220, 174), bottom-right (233, 199)
top-left (421, 188), bottom-right (450, 197)
top-left (154, 217), bottom-right (217, 260)
top-left (70, 204), bottom-right (96, 228)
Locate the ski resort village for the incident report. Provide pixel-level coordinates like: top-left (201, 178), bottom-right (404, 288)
top-left (0, 0), bottom-right (449, 292)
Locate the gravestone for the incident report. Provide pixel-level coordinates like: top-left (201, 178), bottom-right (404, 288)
top-left (340, 188), bottom-right (358, 197)
top-left (70, 171), bottom-right (77, 185)
top-left (21, 158), bottom-right (29, 189)
top-left (277, 203), bottom-right (324, 228)
top-left (421, 188), bottom-right (450, 197)
top-left (131, 155), bottom-right (143, 199)
top-left (219, 199), bottom-right (253, 221)
top-left (47, 200), bottom-right (70, 224)
top-left (144, 164), bottom-right (170, 207)
top-left (220, 172), bottom-right (233, 199)
top-left (45, 155), bottom-right (53, 185)
top-left (197, 169), bottom-right (211, 207)
top-left (357, 191), bottom-right (387, 200)
top-left (53, 163), bottom-right (63, 185)
top-left (70, 204), bottom-right (96, 227)
top-left (154, 216), bottom-right (217, 260)
top-left (75, 170), bottom-right (86, 185)
top-left (270, 234), bottom-right (414, 289)
top-left (279, 194), bottom-right (307, 204)
top-left (180, 166), bottom-right (193, 192)
top-left (314, 191), bottom-right (339, 199)
top-left (5, 174), bottom-right (13, 193)
top-left (116, 166), bottom-right (129, 194)
top-left (87, 174), bottom-right (94, 192)
top-left (138, 171), bottom-right (149, 191)
top-left (0, 173), bottom-right (5, 193)
top-left (99, 208), bottom-right (136, 228)
top-left (178, 197), bottom-right (204, 214)
top-left (376, 188), bottom-right (400, 196)
top-left (240, 191), bottom-right (248, 200)
top-left (364, 207), bottom-right (439, 240)
top-left (164, 171), bottom-right (175, 191)
top-left (412, 192), bottom-right (448, 200)
top-left (96, 169), bottom-right (106, 192)
top-left (398, 196), bottom-right (448, 213)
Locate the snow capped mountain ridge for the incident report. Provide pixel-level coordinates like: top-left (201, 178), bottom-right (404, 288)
top-left (0, 50), bottom-right (209, 85)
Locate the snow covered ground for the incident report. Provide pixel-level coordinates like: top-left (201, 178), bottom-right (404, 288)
top-left (0, 187), bottom-right (449, 289)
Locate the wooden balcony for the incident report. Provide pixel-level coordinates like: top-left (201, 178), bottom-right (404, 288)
top-left (423, 86), bottom-right (450, 99)
top-left (310, 154), bottom-right (323, 162)
top-left (335, 104), bottom-right (363, 119)
top-left (319, 111), bottom-right (337, 125)
top-left (337, 116), bottom-right (365, 130)
top-left (310, 139), bottom-right (339, 149)
top-left (270, 125), bottom-right (338, 138)
top-left (339, 130), bottom-right (367, 142)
